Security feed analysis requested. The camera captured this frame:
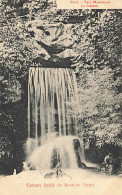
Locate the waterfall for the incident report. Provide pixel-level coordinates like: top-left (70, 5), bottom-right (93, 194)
top-left (26, 67), bottom-right (84, 170)
top-left (28, 67), bottom-right (78, 139)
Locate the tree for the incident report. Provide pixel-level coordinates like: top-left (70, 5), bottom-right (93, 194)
top-left (68, 67), bottom-right (121, 148)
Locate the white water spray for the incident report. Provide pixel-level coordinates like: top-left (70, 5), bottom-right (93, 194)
top-left (26, 67), bottom-right (84, 170)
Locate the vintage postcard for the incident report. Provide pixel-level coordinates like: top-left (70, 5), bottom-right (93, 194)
top-left (0, 0), bottom-right (121, 195)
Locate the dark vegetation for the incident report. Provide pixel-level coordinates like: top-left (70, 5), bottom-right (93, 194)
top-left (0, 0), bottom-right (121, 175)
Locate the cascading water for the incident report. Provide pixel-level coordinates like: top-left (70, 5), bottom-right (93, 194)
top-left (26, 67), bottom-right (84, 170)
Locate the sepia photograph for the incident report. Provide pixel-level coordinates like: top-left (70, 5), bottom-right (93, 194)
top-left (0, 0), bottom-right (122, 194)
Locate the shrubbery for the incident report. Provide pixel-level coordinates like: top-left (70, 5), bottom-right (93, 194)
top-left (0, 1), bottom-right (121, 173)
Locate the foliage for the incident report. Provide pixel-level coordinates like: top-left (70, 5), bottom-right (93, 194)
top-left (68, 68), bottom-right (122, 148)
top-left (0, 1), bottom-right (121, 172)
top-left (71, 10), bottom-right (121, 71)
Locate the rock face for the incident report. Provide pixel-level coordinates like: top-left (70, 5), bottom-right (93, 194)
top-left (25, 20), bottom-right (78, 67)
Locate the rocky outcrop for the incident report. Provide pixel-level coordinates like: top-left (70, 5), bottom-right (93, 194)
top-left (25, 20), bottom-right (78, 67)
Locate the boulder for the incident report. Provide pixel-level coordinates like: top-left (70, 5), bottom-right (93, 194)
top-left (25, 20), bottom-right (78, 67)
